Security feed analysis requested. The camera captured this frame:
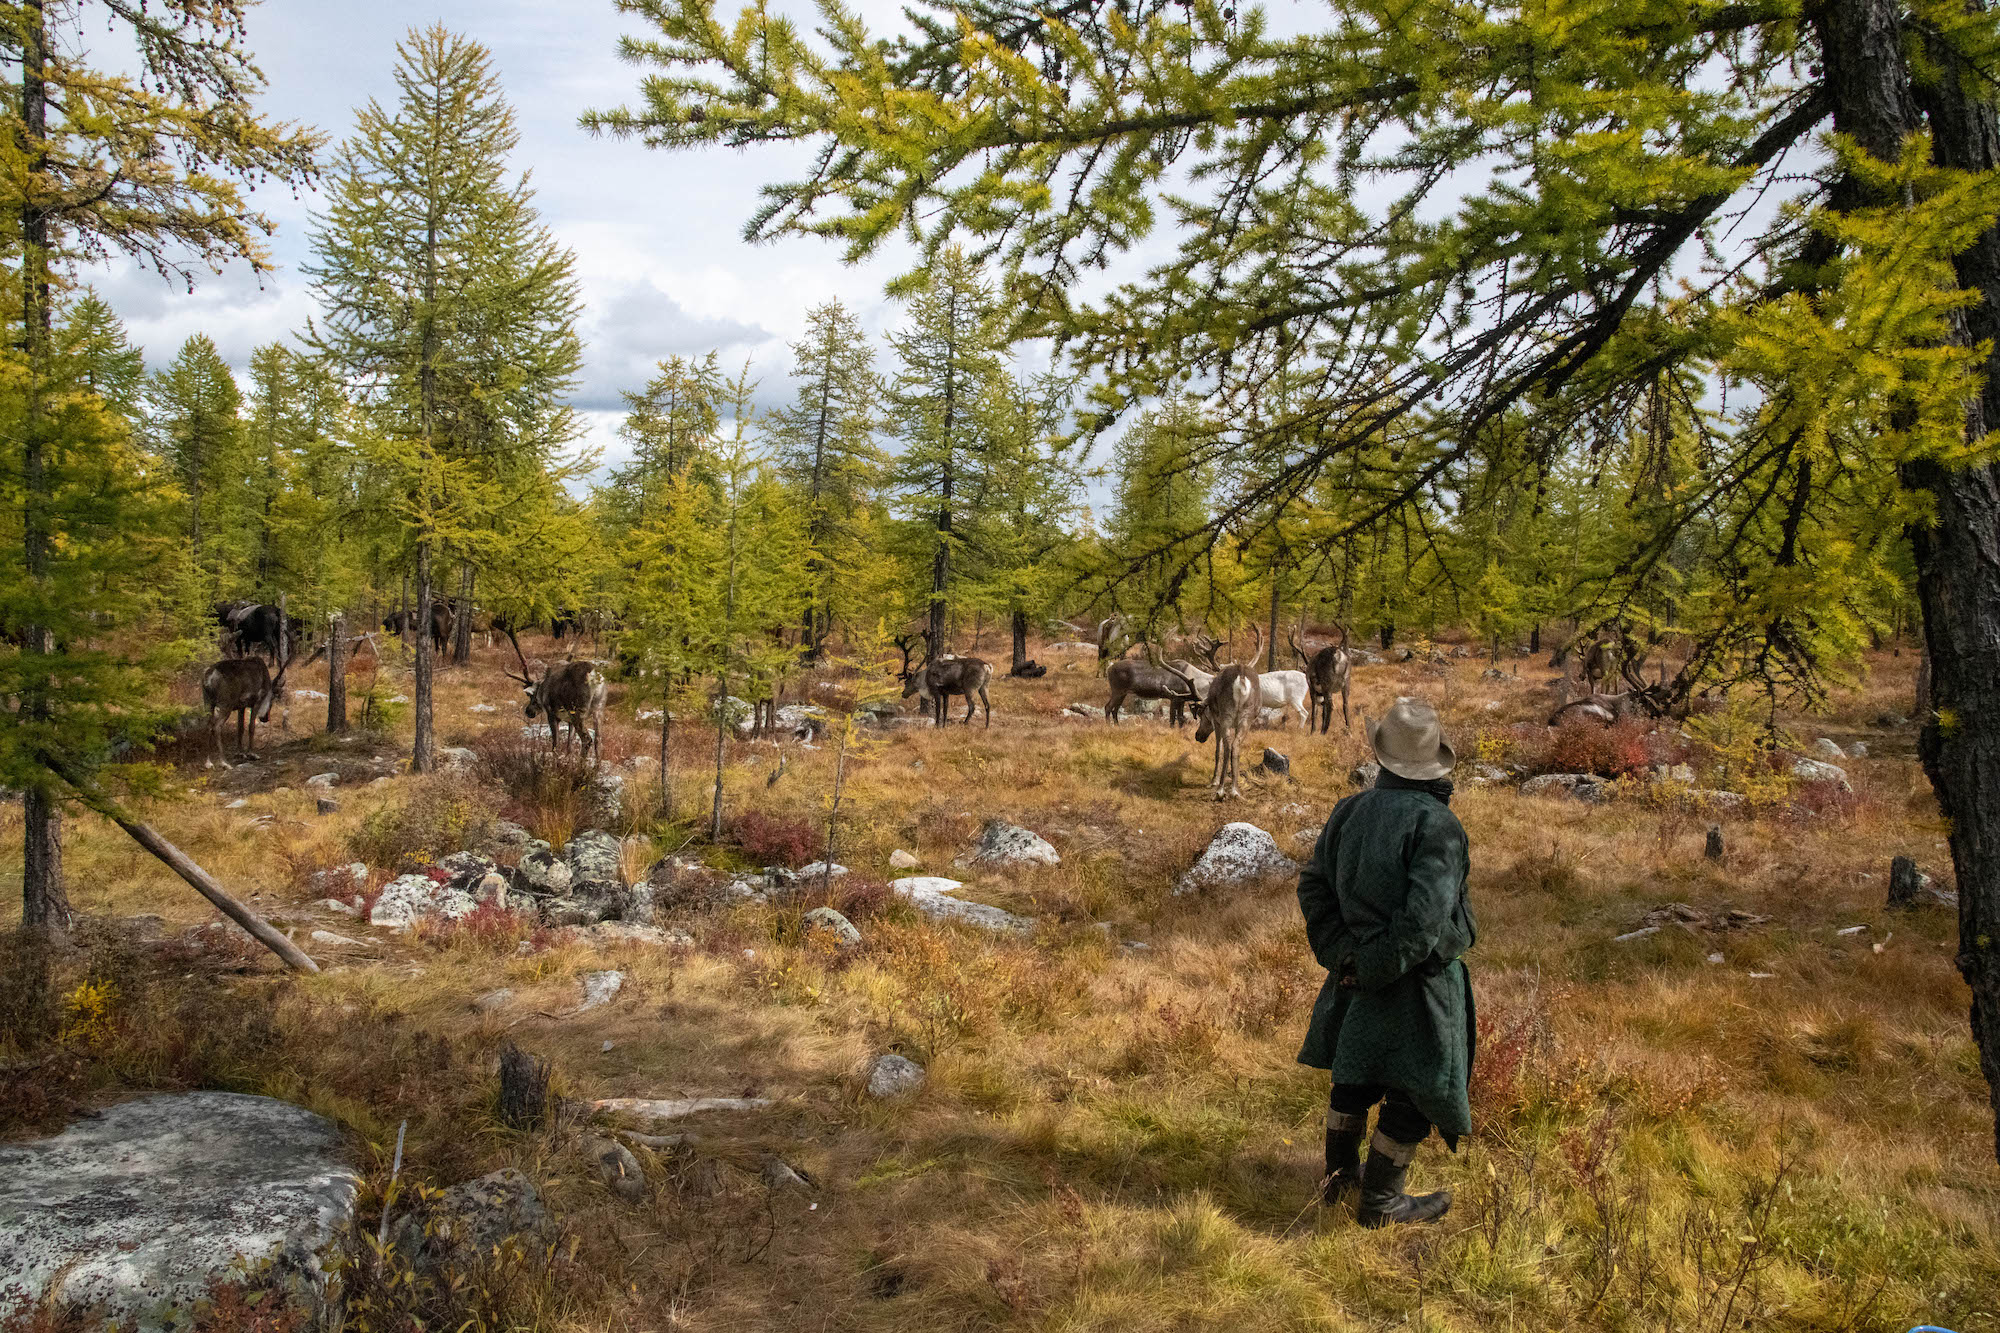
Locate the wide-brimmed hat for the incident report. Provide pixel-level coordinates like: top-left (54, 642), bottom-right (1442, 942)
top-left (1368, 697), bottom-right (1455, 781)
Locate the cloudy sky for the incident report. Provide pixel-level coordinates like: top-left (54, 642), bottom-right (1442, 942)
top-left (91, 0), bottom-right (922, 475)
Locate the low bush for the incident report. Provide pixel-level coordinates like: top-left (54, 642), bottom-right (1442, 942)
top-left (349, 774), bottom-right (499, 874)
top-left (469, 732), bottom-right (598, 844)
top-left (1528, 719), bottom-right (1655, 778)
top-left (726, 809), bottom-right (821, 868)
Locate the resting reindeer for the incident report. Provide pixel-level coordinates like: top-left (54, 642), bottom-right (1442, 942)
top-left (1289, 626), bottom-right (1353, 733)
top-left (1165, 625), bottom-right (1262, 798)
top-left (503, 630), bottom-right (607, 761)
top-left (201, 656), bottom-right (288, 767)
top-left (1108, 651), bottom-right (1200, 724)
top-left (895, 634), bottom-right (993, 727)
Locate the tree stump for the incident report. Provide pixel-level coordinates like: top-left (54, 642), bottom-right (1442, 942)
top-left (1888, 855), bottom-right (1921, 910)
top-left (498, 1042), bottom-right (550, 1131)
top-left (1705, 825), bottom-right (1723, 861)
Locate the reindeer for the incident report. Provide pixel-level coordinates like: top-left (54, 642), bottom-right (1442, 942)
top-left (200, 656), bottom-right (287, 767)
top-left (1108, 649), bottom-right (1200, 724)
top-left (503, 630), bottom-right (607, 761)
top-left (1579, 631), bottom-right (1621, 695)
top-left (1165, 625), bottom-right (1262, 798)
top-left (1170, 645), bottom-right (1308, 728)
top-left (1094, 614), bottom-right (1126, 674)
top-left (1289, 625), bottom-right (1353, 733)
top-left (894, 633), bottom-right (993, 727)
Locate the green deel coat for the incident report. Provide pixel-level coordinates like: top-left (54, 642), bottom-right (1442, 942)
top-left (1296, 778), bottom-right (1478, 1144)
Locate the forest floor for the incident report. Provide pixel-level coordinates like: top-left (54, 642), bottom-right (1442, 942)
top-left (2, 630), bottom-right (1996, 1332)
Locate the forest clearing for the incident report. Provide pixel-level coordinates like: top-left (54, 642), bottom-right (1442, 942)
top-left (5, 627), bottom-right (1996, 1330)
top-left (8, 0), bottom-right (2000, 1328)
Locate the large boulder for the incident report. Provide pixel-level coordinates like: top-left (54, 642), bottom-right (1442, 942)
top-left (1172, 823), bottom-right (1298, 896)
top-left (565, 830), bottom-right (625, 885)
top-left (0, 1092), bottom-right (357, 1327)
top-left (437, 850), bottom-right (496, 893)
top-left (516, 846), bottom-right (573, 895)
top-left (956, 819), bottom-right (1060, 869)
top-left (865, 1053), bottom-right (926, 1099)
top-left (370, 873), bottom-right (476, 928)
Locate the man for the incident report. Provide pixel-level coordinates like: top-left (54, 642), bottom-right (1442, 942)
top-left (1296, 697), bottom-right (1476, 1227)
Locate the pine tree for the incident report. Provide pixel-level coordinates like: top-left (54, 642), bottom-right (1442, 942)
top-left (885, 248), bottom-right (1005, 649)
top-left (769, 301), bottom-right (883, 658)
top-left (0, 0), bottom-right (315, 942)
top-left (610, 353), bottom-right (724, 526)
top-left (309, 24), bottom-right (582, 772)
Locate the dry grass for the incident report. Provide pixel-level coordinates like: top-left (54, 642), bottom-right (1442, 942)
top-left (3, 630), bottom-right (1997, 1331)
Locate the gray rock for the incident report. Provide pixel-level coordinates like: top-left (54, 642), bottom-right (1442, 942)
top-left (1812, 737), bottom-right (1846, 759)
top-left (1790, 757), bottom-right (1851, 791)
top-left (1064, 702), bottom-right (1105, 718)
top-left (890, 876), bottom-right (1035, 934)
top-left (1173, 822), bottom-right (1298, 895)
top-left (1847, 741), bottom-right (1870, 759)
top-left (437, 746), bottom-right (478, 772)
top-left (391, 1168), bottom-right (547, 1273)
top-left (760, 1157), bottom-right (813, 1192)
top-left (1351, 760), bottom-right (1381, 788)
top-left (370, 874), bottom-right (476, 928)
top-left (472, 989), bottom-right (514, 1013)
top-left (565, 829), bottom-right (625, 885)
top-left (1481, 667), bottom-right (1508, 681)
top-left (0, 1092), bottom-right (357, 1328)
top-left (1519, 773), bottom-right (1610, 803)
top-left (865, 1053), bottom-right (926, 1099)
top-left (1651, 763), bottom-right (1696, 785)
top-left (587, 772), bottom-right (625, 827)
top-left (476, 872), bottom-right (510, 903)
top-left (438, 850), bottom-right (497, 890)
top-left (573, 922), bottom-right (693, 949)
top-left (1258, 748), bottom-right (1291, 778)
top-left (315, 798), bottom-right (340, 816)
top-left (483, 820), bottom-right (533, 855)
top-left (797, 861), bottom-right (848, 880)
top-left (888, 848), bottom-right (920, 870)
top-left (518, 846), bottom-right (573, 895)
top-left (308, 930), bottom-right (364, 948)
top-left (958, 819), bottom-right (1060, 869)
top-left (303, 771), bottom-right (338, 790)
top-left (583, 1136), bottom-right (648, 1204)
top-left (579, 970), bottom-right (624, 1011)
top-left (1470, 763), bottom-right (1512, 785)
top-left (224, 797), bottom-right (249, 809)
top-left (623, 881), bottom-right (656, 925)
top-left (802, 906), bottom-right (862, 948)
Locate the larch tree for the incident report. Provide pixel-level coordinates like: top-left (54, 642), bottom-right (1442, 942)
top-left (965, 368), bottom-right (1078, 674)
top-left (0, 0), bottom-right (316, 942)
top-left (609, 352), bottom-right (724, 527)
top-left (768, 300), bottom-right (882, 659)
top-left (146, 333), bottom-right (246, 591)
top-left (884, 247), bottom-right (1005, 650)
top-left (57, 290), bottom-right (143, 420)
top-left (309, 24), bottom-right (581, 773)
top-left (588, 0), bottom-right (2000, 1153)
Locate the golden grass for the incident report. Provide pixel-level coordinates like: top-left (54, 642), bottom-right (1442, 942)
top-left (3, 632), bottom-right (1997, 1331)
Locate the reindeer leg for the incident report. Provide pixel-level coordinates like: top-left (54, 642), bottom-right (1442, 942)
top-left (1341, 682), bottom-right (1351, 733)
top-left (981, 686), bottom-right (990, 728)
top-left (214, 712), bottom-right (231, 769)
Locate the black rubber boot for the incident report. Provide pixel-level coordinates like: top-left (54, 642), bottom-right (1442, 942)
top-left (1356, 1131), bottom-right (1452, 1228)
top-left (1321, 1110), bottom-right (1366, 1207)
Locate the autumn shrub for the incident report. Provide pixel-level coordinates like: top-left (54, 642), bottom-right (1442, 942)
top-left (350, 774), bottom-right (500, 873)
top-left (414, 899), bottom-right (545, 954)
top-left (1529, 719), bottom-right (1655, 777)
top-left (726, 809), bottom-right (820, 867)
top-left (469, 732), bottom-right (598, 843)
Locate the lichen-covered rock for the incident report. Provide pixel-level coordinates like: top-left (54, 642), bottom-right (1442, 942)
top-left (1172, 823), bottom-right (1298, 896)
top-left (1847, 741), bottom-right (1870, 759)
top-left (865, 1053), bottom-right (926, 1099)
top-left (1790, 757), bottom-right (1851, 791)
top-left (586, 772), bottom-right (625, 828)
top-left (802, 906), bottom-right (861, 948)
top-left (1350, 760), bottom-right (1381, 788)
top-left (517, 846), bottom-right (573, 895)
top-left (0, 1092), bottom-right (357, 1328)
top-left (565, 830), bottom-right (625, 885)
top-left (957, 819), bottom-right (1060, 869)
top-left (391, 1168), bottom-right (547, 1273)
top-left (483, 820), bottom-right (533, 855)
top-left (573, 922), bottom-right (693, 949)
top-left (888, 849), bottom-right (920, 870)
top-left (437, 746), bottom-right (478, 772)
top-left (1519, 773), bottom-right (1610, 803)
top-left (1258, 748), bottom-right (1290, 777)
top-left (1812, 737), bottom-right (1846, 760)
top-left (370, 874), bottom-right (476, 928)
top-left (579, 970), bottom-right (624, 1010)
top-left (437, 850), bottom-right (496, 891)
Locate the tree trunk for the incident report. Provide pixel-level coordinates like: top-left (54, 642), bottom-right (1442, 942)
top-left (412, 541), bottom-right (435, 772)
top-left (327, 612), bottom-right (347, 733)
top-left (498, 1042), bottom-right (550, 1130)
top-left (17, 4), bottom-right (66, 946)
top-left (1011, 609), bottom-right (1029, 674)
top-left (1379, 622), bottom-right (1394, 651)
top-left (1266, 578), bottom-right (1281, 671)
top-left (1529, 623), bottom-right (1541, 654)
top-left (452, 562), bottom-right (474, 664)
top-left (710, 679), bottom-right (728, 842)
top-left (1916, 647), bottom-right (1932, 718)
top-left (658, 704), bottom-right (673, 820)
top-left (1819, 0), bottom-right (2000, 1159)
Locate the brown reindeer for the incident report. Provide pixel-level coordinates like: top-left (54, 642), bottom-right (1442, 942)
top-left (895, 633), bottom-right (993, 727)
top-left (1289, 625), bottom-right (1353, 734)
top-left (1167, 625), bottom-right (1262, 798)
top-left (503, 630), bottom-right (607, 761)
top-left (200, 656), bottom-right (288, 767)
top-left (1579, 631), bottom-right (1621, 695)
top-left (1108, 649), bottom-right (1200, 724)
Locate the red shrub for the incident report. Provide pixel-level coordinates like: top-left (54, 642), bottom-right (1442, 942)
top-left (418, 898), bottom-right (539, 953)
top-left (727, 810), bottom-right (821, 868)
top-left (1530, 719), bottom-right (1653, 778)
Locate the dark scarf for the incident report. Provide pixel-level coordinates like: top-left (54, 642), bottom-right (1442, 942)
top-left (1377, 768), bottom-right (1455, 804)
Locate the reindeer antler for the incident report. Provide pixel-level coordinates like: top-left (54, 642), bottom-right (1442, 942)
top-left (501, 626), bottom-right (536, 686)
top-left (1189, 631), bottom-right (1223, 671)
top-left (891, 634), bottom-right (918, 680)
top-left (1287, 628), bottom-right (1307, 667)
top-left (1245, 622), bottom-right (1266, 670)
